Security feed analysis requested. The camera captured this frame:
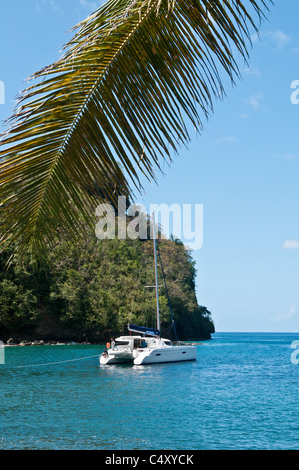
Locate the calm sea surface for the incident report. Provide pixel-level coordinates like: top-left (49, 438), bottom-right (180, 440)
top-left (0, 332), bottom-right (298, 450)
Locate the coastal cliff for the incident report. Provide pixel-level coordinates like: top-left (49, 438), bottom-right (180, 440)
top-left (0, 225), bottom-right (214, 344)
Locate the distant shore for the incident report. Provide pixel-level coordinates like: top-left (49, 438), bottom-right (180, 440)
top-left (3, 337), bottom-right (101, 347)
top-left (3, 335), bottom-right (209, 347)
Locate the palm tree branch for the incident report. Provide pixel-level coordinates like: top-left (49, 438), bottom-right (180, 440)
top-left (0, 0), bottom-right (271, 257)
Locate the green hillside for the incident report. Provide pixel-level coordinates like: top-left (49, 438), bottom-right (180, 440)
top-left (0, 224), bottom-right (214, 344)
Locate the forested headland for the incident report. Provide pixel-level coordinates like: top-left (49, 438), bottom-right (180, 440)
top-left (0, 221), bottom-right (214, 344)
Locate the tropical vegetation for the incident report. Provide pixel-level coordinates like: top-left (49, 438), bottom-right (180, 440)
top-left (0, 0), bottom-right (271, 341)
top-left (0, 0), bottom-right (271, 259)
top-left (0, 221), bottom-right (214, 343)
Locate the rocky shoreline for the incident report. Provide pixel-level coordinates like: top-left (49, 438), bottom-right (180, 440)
top-left (4, 337), bottom-right (98, 347)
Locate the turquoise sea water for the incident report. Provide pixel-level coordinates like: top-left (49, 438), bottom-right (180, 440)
top-left (0, 332), bottom-right (298, 450)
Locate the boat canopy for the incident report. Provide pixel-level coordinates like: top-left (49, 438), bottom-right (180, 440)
top-left (128, 324), bottom-right (160, 337)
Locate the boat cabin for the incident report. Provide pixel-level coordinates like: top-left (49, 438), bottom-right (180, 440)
top-left (112, 335), bottom-right (172, 351)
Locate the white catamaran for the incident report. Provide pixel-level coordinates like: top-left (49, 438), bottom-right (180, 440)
top-left (99, 214), bottom-right (197, 366)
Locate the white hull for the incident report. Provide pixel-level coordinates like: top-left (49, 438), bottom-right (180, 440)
top-left (133, 345), bottom-right (196, 365)
top-left (99, 335), bottom-right (143, 365)
top-left (99, 335), bottom-right (197, 366)
top-left (100, 353), bottom-right (133, 365)
top-left (99, 217), bottom-right (197, 368)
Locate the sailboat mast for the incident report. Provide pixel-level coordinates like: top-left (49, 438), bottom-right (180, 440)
top-left (152, 212), bottom-right (160, 332)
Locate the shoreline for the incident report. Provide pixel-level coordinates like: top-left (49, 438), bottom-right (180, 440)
top-left (3, 337), bottom-right (209, 347)
top-left (3, 338), bottom-right (103, 347)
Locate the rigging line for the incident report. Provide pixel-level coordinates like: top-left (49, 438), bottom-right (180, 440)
top-left (12, 353), bottom-right (100, 369)
top-left (156, 242), bottom-right (178, 342)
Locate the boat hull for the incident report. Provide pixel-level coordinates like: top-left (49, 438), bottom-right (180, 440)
top-left (100, 350), bottom-right (134, 365)
top-left (133, 345), bottom-right (197, 365)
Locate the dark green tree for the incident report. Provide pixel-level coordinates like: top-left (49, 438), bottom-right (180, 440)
top-left (0, 222), bottom-right (214, 342)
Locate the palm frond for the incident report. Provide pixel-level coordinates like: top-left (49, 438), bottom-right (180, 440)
top-left (0, 0), bottom-right (271, 258)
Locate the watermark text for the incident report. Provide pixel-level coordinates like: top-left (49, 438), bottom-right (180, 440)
top-left (95, 197), bottom-right (203, 250)
top-left (290, 80), bottom-right (299, 104)
top-left (0, 341), bottom-right (5, 365)
top-left (291, 340), bottom-right (299, 365)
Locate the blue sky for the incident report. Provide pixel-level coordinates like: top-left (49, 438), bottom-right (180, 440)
top-left (1, 0), bottom-right (299, 332)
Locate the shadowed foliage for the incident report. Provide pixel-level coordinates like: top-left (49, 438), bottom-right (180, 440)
top-left (0, 223), bottom-right (215, 342)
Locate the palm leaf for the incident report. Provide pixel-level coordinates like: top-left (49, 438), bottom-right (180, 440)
top-left (0, 0), bottom-right (271, 258)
